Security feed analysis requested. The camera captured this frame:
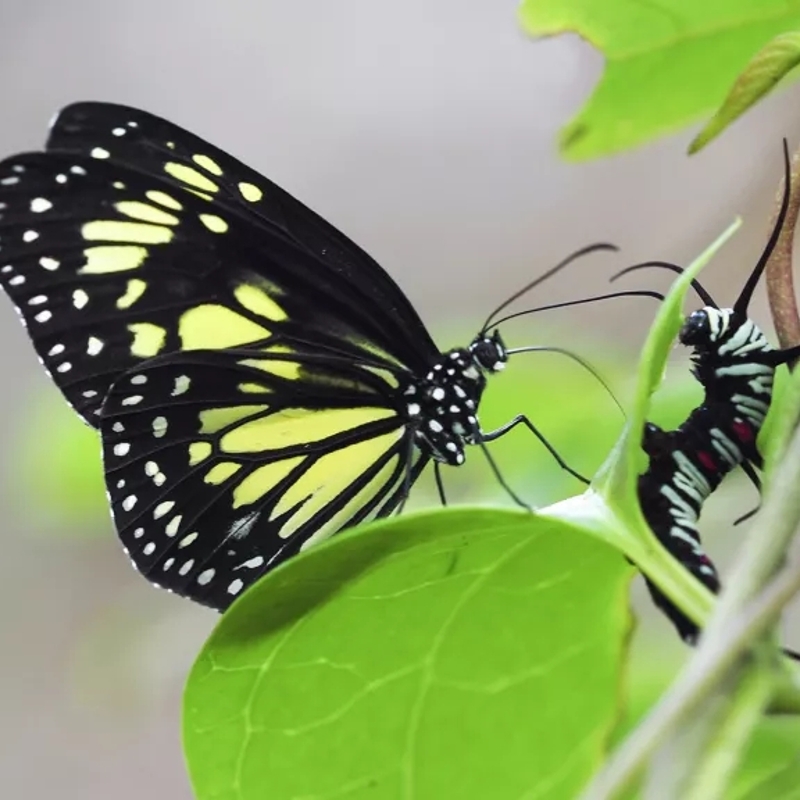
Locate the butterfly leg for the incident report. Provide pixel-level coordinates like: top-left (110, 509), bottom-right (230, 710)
top-left (733, 460), bottom-right (762, 526)
top-left (434, 462), bottom-right (448, 506)
top-left (396, 432), bottom-right (419, 515)
top-left (476, 440), bottom-right (532, 510)
top-left (481, 415), bottom-right (589, 484)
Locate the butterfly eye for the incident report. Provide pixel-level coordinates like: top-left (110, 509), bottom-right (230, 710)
top-left (470, 336), bottom-right (506, 372)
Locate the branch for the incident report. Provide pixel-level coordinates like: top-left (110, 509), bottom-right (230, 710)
top-left (766, 141), bottom-right (800, 352)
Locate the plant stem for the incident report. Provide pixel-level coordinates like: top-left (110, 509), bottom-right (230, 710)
top-left (766, 139), bottom-right (800, 352)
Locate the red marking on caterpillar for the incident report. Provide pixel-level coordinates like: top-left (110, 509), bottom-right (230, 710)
top-left (732, 419), bottom-right (754, 443)
top-left (697, 450), bottom-right (717, 471)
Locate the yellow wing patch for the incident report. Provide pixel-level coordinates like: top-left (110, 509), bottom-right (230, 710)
top-left (299, 455), bottom-right (402, 551)
top-left (204, 462), bottom-right (241, 485)
top-left (219, 406), bottom-right (395, 454)
top-left (164, 162), bottom-right (218, 193)
top-left (80, 246), bottom-right (148, 275)
top-left (192, 154), bottom-right (223, 176)
top-left (116, 279), bottom-right (147, 309)
top-left (146, 190), bottom-right (183, 210)
top-left (178, 304), bottom-right (270, 349)
top-left (199, 405), bottom-right (265, 435)
top-left (129, 322), bottom-right (166, 357)
top-left (82, 221), bottom-right (174, 245)
top-left (233, 284), bottom-right (287, 322)
top-left (232, 457), bottom-right (303, 509)
top-left (238, 182), bottom-right (263, 202)
top-left (272, 429), bottom-right (403, 536)
top-left (199, 213), bottom-right (228, 234)
top-left (189, 441), bottom-right (212, 466)
top-left (116, 201), bottom-right (179, 226)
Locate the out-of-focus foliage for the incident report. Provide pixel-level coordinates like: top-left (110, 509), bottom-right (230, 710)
top-left (619, 646), bottom-right (800, 799)
top-left (518, 0), bottom-right (800, 160)
top-left (7, 391), bottom-right (108, 537)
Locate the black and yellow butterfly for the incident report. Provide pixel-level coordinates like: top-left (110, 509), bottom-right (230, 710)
top-left (0, 102), bottom-right (608, 609)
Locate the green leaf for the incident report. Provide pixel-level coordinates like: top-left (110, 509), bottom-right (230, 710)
top-left (518, 2), bottom-right (800, 160)
top-left (691, 32), bottom-right (800, 153)
top-left (183, 508), bottom-right (632, 800)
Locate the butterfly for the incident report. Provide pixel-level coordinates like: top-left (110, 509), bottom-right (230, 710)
top-left (0, 102), bottom-right (612, 609)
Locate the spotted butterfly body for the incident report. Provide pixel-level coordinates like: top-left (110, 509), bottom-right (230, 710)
top-left (0, 102), bottom-right (535, 610)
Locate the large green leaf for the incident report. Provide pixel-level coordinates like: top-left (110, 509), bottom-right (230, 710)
top-left (518, 1), bottom-right (800, 160)
top-left (183, 509), bottom-right (632, 800)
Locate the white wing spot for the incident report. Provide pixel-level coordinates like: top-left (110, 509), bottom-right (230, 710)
top-left (87, 336), bottom-right (103, 356)
top-left (70, 165), bottom-right (87, 176)
top-left (82, 389), bottom-right (97, 398)
top-left (0, 176), bottom-right (19, 186)
top-left (23, 230), bottom-right (39, 242)
top-left (122, 495), bottom-right (137, 512)
top-left (153, 500), bottom-right (175, 520)
top-left (114, 442), bottom-right (131, 457)
top-left (56, 362), bottom-right (71, 373)
top-left (55, 174), bottom-right (67, 184)
top-left (30, 198), bottom-right (52, 213)
top-left (178, 559), bottom-right (195, 576)
top-left (197, 568), bottom-right (215, 586)
top-left (240, 555), bottom-right (264, 569)
top-left (111, 127), bottom-right (126, 136)
top-left (91, 147), bottom-right (110, 159)
top-left (34, 309), bottom-right (51, 323)
top-left (9, 275), bottom-right (25, 286)
top-left (165, 515), bottom-right (182, 537)
top-left (227, 579), bottom-right (244, 596)
top-left (143, 542), bottom-right (156, 556)
top-left (72, 289), bottom-right (89, 309)
top-left (27, 295), bottom-right (47, 306)
top-left (48, 344), bottom-right (65, 356)
top-left (178, 532), bottom-right (198, 549)
top-left (133, 527), bottom-right (144, 539)
top-left (39, 257), bottom-right (60, 271)
top-left (116, 479), bottom-right (125, 489)
top-left (121, 395), bottom-right (143, 406)
top-left (145, 461), bottom-right (159, 477)
top-left (163, 558), bottom-right (175, 571)
top-left (152, 416), bottom-right (168, 438)
top-left (172, 375), bottom-right (190, 396)
top-left (130, 374), bottom-right (147, 385)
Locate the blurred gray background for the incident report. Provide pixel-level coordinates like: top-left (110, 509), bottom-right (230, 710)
top-left (1, 1), bottom-right (800, 798)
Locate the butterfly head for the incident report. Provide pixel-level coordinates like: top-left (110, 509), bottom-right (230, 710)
top-left (468, 329), bottom-right (508, 374)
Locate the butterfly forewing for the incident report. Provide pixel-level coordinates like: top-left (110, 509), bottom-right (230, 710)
top-left (46, 102), bottom-right (438, 371)
top-left (0, 146), bottom-right (420, 424)
top-left (101, 347), bottom-right (421, 608)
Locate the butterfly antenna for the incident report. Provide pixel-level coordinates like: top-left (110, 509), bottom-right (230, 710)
top-left (610, 261), bottom-right (718, 308)
top-left (505, 345), bottom-right (626, 420)
top-left (480, 242), bottom-right (619, 334)
top-left (734, 138), bottom-right (792, 316)
top-left (489, 289), bottom-right (665, 329)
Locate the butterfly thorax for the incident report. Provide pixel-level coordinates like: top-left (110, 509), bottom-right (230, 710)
top-left (402, 331), bottom-right (507, 466)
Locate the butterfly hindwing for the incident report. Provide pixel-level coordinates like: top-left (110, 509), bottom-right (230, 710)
top-left (100, 347), bottom-right (424, 608)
